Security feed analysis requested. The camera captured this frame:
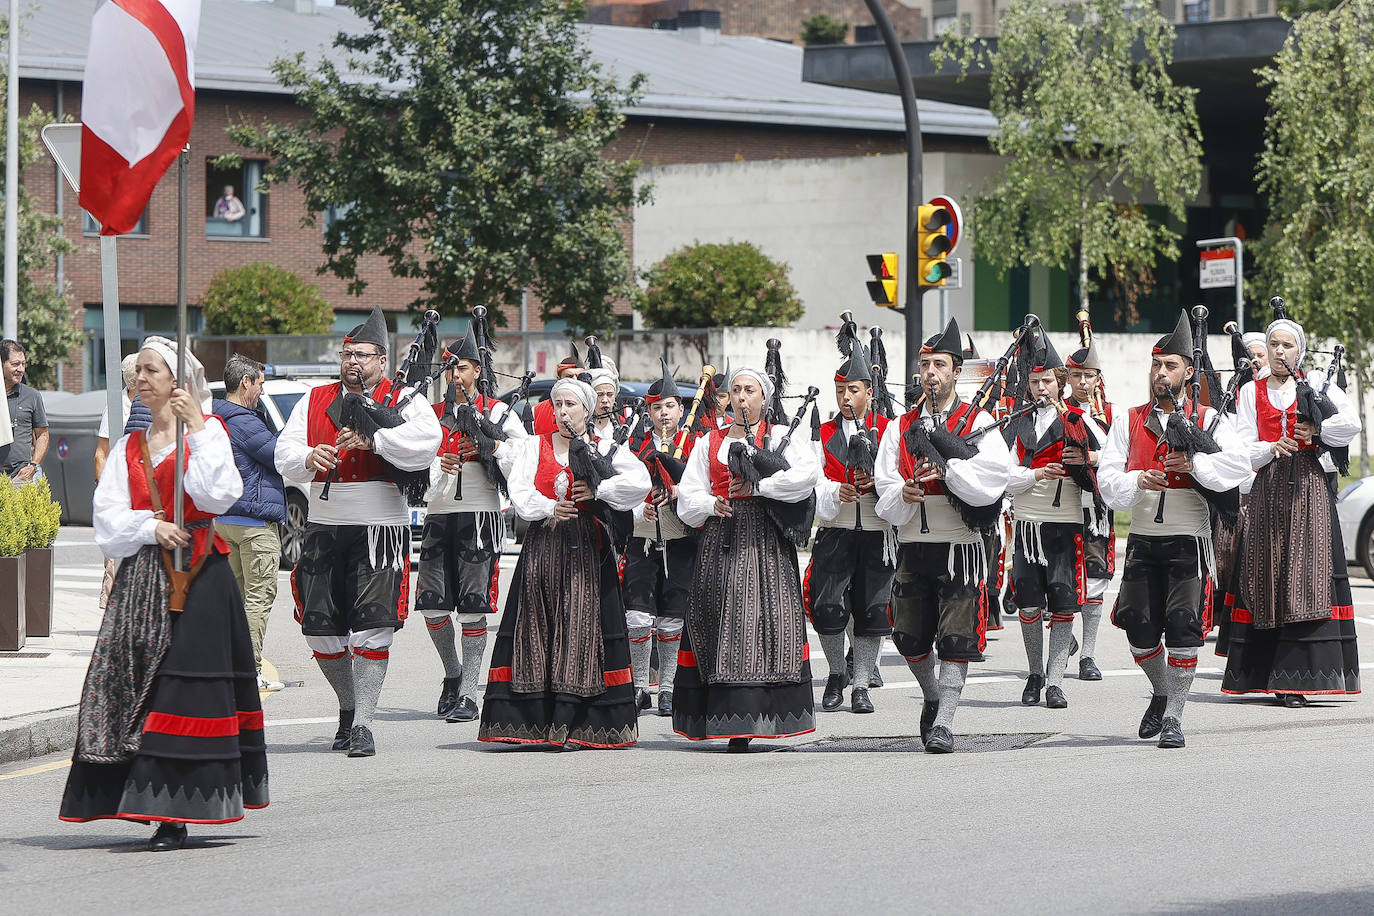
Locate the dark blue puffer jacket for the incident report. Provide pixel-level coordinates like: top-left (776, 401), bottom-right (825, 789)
top-left (212, 398), bottom-right (288, 524)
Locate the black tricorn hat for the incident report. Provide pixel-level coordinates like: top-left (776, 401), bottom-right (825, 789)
top-left (921, 317), bottom-right (963, 359)
top-left (557, 342), bottom-right (582, 371)
top-left (836, 340), bottom-right (873, 385)
top-left (446, 325), bottom-right (480, 364)
top-left (963, 333), bottom-right (979, 360)
top-left (1153, 310), bottom-right (1193, 362)
top-left (344, 305), bottom-right (389, 353)
top-left (1066, 341), bottom-right (1100, 370)
top-left (1031, 330), bottom-right (1064, 371)
top-left (647, 358), bottom-right (683, 403)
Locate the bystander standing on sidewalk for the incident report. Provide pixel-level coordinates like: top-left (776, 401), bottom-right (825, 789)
top-left (1, 339), bottom-right (49, 480)
top-left (213, 355), bottom-right (287, 691)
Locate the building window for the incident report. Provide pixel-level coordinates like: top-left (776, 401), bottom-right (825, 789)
top-left (1255, 0), bottom-right (1269, 12)
top-left (323, 201), bottom-right (354, 242)
top-left (1182, 0), bottom-right (1210, 21)
top-left (933, 14), bottom-right (959, 35)
top-left (206, 159), bottom-right (268, 238)
top-left (82, 208), bottom-right (148, 236)
top-left (84, 305), bottom-right (203, 390)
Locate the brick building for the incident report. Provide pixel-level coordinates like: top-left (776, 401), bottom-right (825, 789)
top-left (586, 1), bottom-right (929, 41)
top-left (17, 0), bottom-right (993, 390)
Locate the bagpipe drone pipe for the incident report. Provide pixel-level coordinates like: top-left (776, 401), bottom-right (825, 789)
top-left (723, 386), bottom-right (821, 548)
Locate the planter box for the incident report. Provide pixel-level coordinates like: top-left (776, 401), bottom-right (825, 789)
top-left (0, 555), bottom-right (26, 651)
top-left (23, 547), bottom-right (54, 638)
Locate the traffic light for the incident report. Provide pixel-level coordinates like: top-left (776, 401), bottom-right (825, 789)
top-left (917, 203), bottom-right (954, 287)
top-left (866, 252), bottom-right (899, 307)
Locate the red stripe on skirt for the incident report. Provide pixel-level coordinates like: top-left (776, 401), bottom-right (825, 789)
top-left (488, 666), bottom-right (512, 682)
top-left (603, 667), bottom-right (632, 686)
top-left (144, 712), bottom-right (240, 738)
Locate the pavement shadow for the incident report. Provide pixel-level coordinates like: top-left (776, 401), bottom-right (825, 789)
top-left (9, 834), bottom-right (256, 853)
top-left (1032, 733), bottom-right (1142, 749)
top-left (1163, 886), bottom-right (1374, 915)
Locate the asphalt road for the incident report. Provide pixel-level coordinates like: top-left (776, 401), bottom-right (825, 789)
top-left (3, 544), bottom-right (1373, 914)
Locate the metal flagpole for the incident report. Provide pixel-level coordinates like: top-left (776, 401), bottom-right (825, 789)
top-left (3, 0), bottom-right (20, 341)
top-left (98, 237), bottom-right (122, 456)
top-left (172, 149), bottom-right (188, 567)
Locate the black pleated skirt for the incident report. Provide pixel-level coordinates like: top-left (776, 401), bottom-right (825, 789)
top-left (60, 554), bottom-right (269, 825)
top-left (478, 516), bottom-right (638, 748)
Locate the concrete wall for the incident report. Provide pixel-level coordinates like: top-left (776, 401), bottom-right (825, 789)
top-left (632, 151), bottom-right (998, 334)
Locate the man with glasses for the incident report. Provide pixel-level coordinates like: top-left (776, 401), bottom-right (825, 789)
top-left (275, 307), bottom-right (442, 757)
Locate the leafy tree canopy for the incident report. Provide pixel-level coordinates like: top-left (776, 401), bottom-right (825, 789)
top-left (639, 241), bottom-right (802, 329)
top-left (200, 262), bottom-right (334, 335)
top-left (802, 14), bottom-right (849, 46)
top-left (227, 0), bottom-right (648, 336)
top-left (933, 0), bottom-right (1203, 320)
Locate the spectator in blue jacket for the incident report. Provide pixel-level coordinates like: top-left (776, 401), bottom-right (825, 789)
top-left (213, 355), bottom-right (288, 691)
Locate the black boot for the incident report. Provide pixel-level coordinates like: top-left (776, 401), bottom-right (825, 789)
top-left (657, 690), bottom-right (673, 717)
top-left (1138, 695), bottom-right (1167, 739)
top-left (924, 726), bottom-right (954, 754)
top-left (851, 686), bottom-right (875, 714)
top-left (1045, 685), bottom-right (1068, 709)
top-left (1157, 717), bottom-right (1185, 749)
top-left (446, 695), bottom-right (479, 723)
top-left (437, 676), bottom-right (463, 719)
top-left (348, 724), bottom-right (376, 757)
top-left (635, 688), bottom-right (653, 711)
top-left (1020, 675), bottom-right (1044, 707)
top-left (1279, 693), bottom-right (1309, 708)
top-left (148, 822), bottom-right (188, 852)
top-left (1078, 657), bottom-right (1102, 681)
top-left (919, 700), bottom-right (939, 744)
top-left (726, 737), bottom-right (752, 753)
top-left (821, 673), bottom-right (848, 711)
top-left (331, 709), bottom-right (355, 750)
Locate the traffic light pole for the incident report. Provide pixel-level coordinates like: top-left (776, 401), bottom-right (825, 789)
top-left (862, 0), bottom-right (925, 388)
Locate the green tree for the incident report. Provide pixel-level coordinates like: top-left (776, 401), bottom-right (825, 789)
top-left (639, 241), bottom-right (803, 330)
top-left (934, 0), bottom-right (1203, 323)
top-left (801, 14), bottom-right (849, 46)
top-left (226, 0), bottom-right (648, 337)
top-left (0, 75), bottom-right (83, 387)
top-left (199, 262), bottom-right (334, 335)
top-left (1254, 0), bottom-right (1374, 473)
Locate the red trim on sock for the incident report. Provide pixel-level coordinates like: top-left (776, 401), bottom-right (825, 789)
top-left (1167, 654), bottom-right (1199, 669)
top-left (425, 616), bottom-right (451, 630)
top-left (461, 626), bottom-right (488, 637)
top-left (313, 650), bottom-right (347, 660)
top-left (1133, 644), bottom-right (1164, 664)
top-left (352, 647), bottom-right (389, 660)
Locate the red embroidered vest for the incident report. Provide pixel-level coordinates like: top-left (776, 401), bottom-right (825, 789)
top-left (820, 413), bottom-right (891, 484)
top-left (532, 399), bottom-right (557, 436)
top-left (531, 432), bottom-right (605, 500)
top-left (706, 424), bottom-right (770, 499)
top-left (305, 381), bottom-right (396, 484)
top-left (125, 422), bottom-right (230, 565)
top-left (896, 403), bottom-right (977, 497)
top-left (637, 427), bottom-right (694, 503)
top-left (1125, 403), bottom-right (1196, 490)
top-left (1255, 381), bottom-right (1314, 449)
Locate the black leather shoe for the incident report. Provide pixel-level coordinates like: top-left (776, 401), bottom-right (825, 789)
top-left (657, 690), bottom-right (673, 717)
top-left (868, 665), bottom-right (884, 688)
top-left (1157, 716), bottom-right (1185, 749)
top-left (851, 687), bottom-right (875, 714)
top-left (821, 673), bottom-right (848, 711)
top-left (920, 700), bottom-right (939, 743)
top-left (1069, 634), bottom-right (1080, 657)
top-left (347, 725), bottom-right (376, 757)
top-left (726, 737), bottom-right (752, 753)
top-left (332, 709), bottom-right (355, 750)
top-left (924, 725), bottom-right (954, 754)
top-left (1020, 675), bottom-right (1044, 706)
top-left (148, 823), bottom-right (187, 852)
top-left (1138, 695), bottom-right (1167, 738)
top-left (1078, 657), bottom-right (1102, 681)
top-left (437, 676), bottom-right (463, 719)
top-left (1279, 693), bottom-right (1309, 708)
top-left (446, 695), bottom-right (478, 723)
top-left (636, 688), bottom-right (653, 711)
top-left (1045, 685), bottom-right (1068, 709)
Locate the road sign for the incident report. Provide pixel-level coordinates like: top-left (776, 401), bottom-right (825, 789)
top-left (929, 195), bottom-right (963, 251)
top-left (41, 123), bottom-right (82, 193)
top-left (1199, 247), bottom-right (1236, 289)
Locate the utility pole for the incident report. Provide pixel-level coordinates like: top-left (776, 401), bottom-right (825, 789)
top-left (862, 0), bottom-right (925, 386)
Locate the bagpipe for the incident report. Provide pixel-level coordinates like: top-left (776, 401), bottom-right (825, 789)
top-left (445, 306), bottom-right (511, 499)
top-left (321, 309), bottom-right (441, 506)
top-left (723, 381), bottom-right (822, 548)
top-left (1074, 309), bottom-right (1109, 425)
top-left (678, 364), bottom-right (718, 446)
top-left (1152, 305), bottom-right (1240, 526)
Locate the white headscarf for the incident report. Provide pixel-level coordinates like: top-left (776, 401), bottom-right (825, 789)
top-left (140, 335), bottom-right (212, 412)
top-left (1241, 331), bottom-right (1266, 352)
top-left (587, 368), bottom-right (618, 392)
top-left (1265, 319), bottom-right (1306, 369)
top-left (550, 377), bottom-right (596, 416)
top-left (727, 366), bottom-right (774, 405)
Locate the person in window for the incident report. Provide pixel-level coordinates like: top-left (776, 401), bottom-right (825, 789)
top-left (214, 185), bottom-right (246, 223)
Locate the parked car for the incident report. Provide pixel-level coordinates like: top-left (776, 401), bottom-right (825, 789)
top-left (1336, 476), bottom-right (1374, 580)
top-left (498, 379), bottom-right (653, 421)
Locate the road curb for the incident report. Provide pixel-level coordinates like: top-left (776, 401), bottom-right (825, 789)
top-left (0, 707), bottom-right (79, 764)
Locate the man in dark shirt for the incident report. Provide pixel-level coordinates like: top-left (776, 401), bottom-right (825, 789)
top-left (2, 340), bottom-right (48, 480)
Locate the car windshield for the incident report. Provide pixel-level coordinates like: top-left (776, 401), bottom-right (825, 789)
top-left (268, 392), bottom-right (304, 432)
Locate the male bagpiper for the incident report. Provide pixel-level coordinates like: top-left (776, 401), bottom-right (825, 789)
top-left (1097, 312), bottom-right (1250, 747)
top-left (623, 360), bottom-right (698, 715)
top-left (416, 330), bottom-right (527, 723)
top-left (1063, 340), bottom-right (1115, 681)
top-left (806, 344), bottom-right (894, 714)
top-left (875, 319), bottom-right (1010, 752)
top-left (1005, 332), bottom-right (1103, 710)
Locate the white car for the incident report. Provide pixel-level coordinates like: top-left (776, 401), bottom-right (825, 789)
top-left (1336, 476), bottom-right (1374, 580)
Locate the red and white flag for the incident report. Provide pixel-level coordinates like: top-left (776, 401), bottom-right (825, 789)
top-left (79, 0), bottom-right (200, 236)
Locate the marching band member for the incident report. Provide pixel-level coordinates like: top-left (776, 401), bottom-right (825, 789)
top-left (1064, 336), bottom-right (1114, 681)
